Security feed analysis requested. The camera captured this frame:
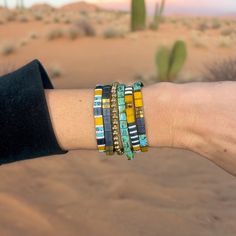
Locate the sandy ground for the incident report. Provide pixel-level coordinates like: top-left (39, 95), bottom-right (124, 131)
top-left (0, 14), bottom-right (236, 236)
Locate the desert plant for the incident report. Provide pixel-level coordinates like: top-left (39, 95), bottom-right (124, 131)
top-left (19, 38), bottom-right (28, 47)
top-left (131, 0), bottom-right (146, 31)
top-left (29, 31), bottom-right (38, 39)
top-left (204, 58), bottom-right (236, 81)
top-left (3, 0), bottom-right (8, 8)
top-left (33, 13), bottom-right (43, 21)
top-left (211, 18), bottom-right (221, 29)
top-left (221, 28), bottom-right (236, 37)
top-left (103, 27), bottom-right (125, 38)
top-left (150, 0), bottom-right (165, 30)
top-left (48, 65), bottom-right (62, 78)
top-left (155, 40), bottom-right (187, 81)
top-left (46, 29), bottom-right (64, 40)
top-left (73, 19), bottom-right (96, 37)
top-left (0, 43), bottom-right (15, 55)
top-left (197, 22), bottom-right (209, 32)
top-left (67, 27), bottom-right (83, 40)
top-left (18, 15), bottom-right (28, 22)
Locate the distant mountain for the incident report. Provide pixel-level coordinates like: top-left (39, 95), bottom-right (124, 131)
top-left (60, 1), bottom-right (99, 13)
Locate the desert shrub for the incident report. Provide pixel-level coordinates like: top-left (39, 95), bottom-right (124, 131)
top-left (204, 58), bottom-right (236, 81)
top-left (33, 13), bottom-right (43, 21)
top-left (46, 29), bottom-right (64, 40)
top-left (197, 22), bottom-right (209, 32)
top-left (48, 65), bottom-right (62, 78)
top-left (0, 43), bottom-right (15, 55)
top-left (73, 19), bottom-right (96, 37)
top-left (29, 31), bottom-right (38, 39)
top-left (217, 36), bottom-right (232, 48)
top-left (0, 19), bottom-right (4, 24)
top-left (221, 28), bottom-right (236, 37)
top-left (211, 18), bottom-right (221, 29)
top-left (19, 38), bottom-right (28, 47)
top-left (53, 16), bottom-right (60, 23)
top-left (63, 18), bottom-right (71, 24)
top-left (103, 27), bottom-right (125, 38)
top-left (67, 27), bottom-right (84, 40)
top-left (18, 15), bottom-right (29, 22)
top-left (4, 12), bottom-right (16, 22)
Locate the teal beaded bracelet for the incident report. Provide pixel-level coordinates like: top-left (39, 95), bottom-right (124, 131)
top-left (117, 84), bottom-right (134, 160)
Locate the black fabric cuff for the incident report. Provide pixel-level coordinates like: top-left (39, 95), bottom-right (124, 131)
top-left (0, 59), bottom-right (68, 164)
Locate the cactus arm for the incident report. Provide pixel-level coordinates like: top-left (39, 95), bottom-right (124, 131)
top-left (131, 0), bottom-right (146, 31)
top-left (168, 40), bottom-right (187, 80)
top-left (156, 47), bottom-right (170, 81)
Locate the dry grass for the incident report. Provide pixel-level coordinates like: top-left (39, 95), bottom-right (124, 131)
top-left (73, 19), bottom-right (96, 37)
top-left (204, 57), bottom-right (236, 81)
top-left (103, 27), bottom-right (125, 38)
top-left (0, 43), bottom-right (15, 56)
top-left (48, 65), bottom-right (62, 78)
top-left (46, 28), bottom-right (64, 40)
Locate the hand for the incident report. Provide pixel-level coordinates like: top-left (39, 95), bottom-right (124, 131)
top-left (143, 81), bottom-right (236, 176)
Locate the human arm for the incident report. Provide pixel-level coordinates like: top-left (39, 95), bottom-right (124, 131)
top-left (45, 81), bottom-right (236, 176)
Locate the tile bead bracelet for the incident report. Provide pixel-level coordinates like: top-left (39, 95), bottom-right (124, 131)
top-left (93, 85), bottom-right (106, 152)
top-left (133, 81), bottom-right (148, 152)
top-left (93, 81), bottom-right (148, 159)
top-left (125, 85), bottom-right (141, 153)
top-left (117, 83), bottom-right (134, 160)
top-left (102, 85), bottom-right (114, 155)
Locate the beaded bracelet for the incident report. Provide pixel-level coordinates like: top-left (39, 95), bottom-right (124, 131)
top-left (102, 85), bottom-right (114, 155)
top-left (117, 84), bottom-right (134, 160)
top-left (111, 82), bottom-right (124, 155)
top-left (133, 81), bottom-right (148, 152)
top-left (124, 85), bottom-right (141, 153)
top-left (93, 85), bottom-right (106, 152)
top-left (93, 81), bottom-right (148, 158)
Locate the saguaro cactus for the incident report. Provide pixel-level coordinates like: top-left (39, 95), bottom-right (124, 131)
top-left (131, 0), bottom-right (146, 31)
top-left (150, 0), bottom-right (166, 30)
top-left (4, 0), bottom-right (8, 8)
top-left (155, 40), bottom-right (187, 81)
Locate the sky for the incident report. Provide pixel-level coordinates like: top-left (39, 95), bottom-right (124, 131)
top-left (2, 0), bottom-right (236, 15)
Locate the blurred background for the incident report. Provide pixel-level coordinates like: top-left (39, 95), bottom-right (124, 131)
top-left (0, 0), bottom-right (236, 235)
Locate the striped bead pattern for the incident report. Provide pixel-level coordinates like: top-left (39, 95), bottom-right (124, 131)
top-left (93, 85), bottom-right (105, 152)
top-left (125, 85), bottom-right (141, 153)
top-left (133, 81), bottom-right (148, 152)
top-left (111, 82), bottom-right (124, 155)
top-left (102, 85), bottom-right (114, 155)
top-left (117, 84), bottom-right (134, 160)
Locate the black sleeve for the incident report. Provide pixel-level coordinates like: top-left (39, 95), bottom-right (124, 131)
top-left (0, 59), bottom-right (69, 165)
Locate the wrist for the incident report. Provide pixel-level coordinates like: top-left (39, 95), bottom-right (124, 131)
top-left (143, 82), bottom-right (204, 151)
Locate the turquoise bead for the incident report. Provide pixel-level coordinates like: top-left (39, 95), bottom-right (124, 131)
top-left (117, 83), bottom-right (134, 160)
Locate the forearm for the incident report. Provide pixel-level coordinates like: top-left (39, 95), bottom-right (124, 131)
top-left (44, 84), bottom-right (177, 151)
top-left (45, 82), bottom-right (236, 176)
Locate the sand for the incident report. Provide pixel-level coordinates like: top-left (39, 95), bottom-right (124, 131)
top-left (0, 10), bottom-right (236, 236)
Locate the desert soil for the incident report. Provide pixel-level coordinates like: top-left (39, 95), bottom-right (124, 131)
top-left (0, 16), bottom-right (236, 236)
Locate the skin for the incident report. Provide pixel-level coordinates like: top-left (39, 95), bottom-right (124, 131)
top-left (44, 81), bottom-right (236, 177)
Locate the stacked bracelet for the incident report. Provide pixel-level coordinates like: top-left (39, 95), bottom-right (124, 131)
top-left (102, 85), bottom-right (114, 155)
top-left (133, 81), bottom-right (148, 152)
top-left (93, 85), bottom-right (106, 152)
top-left (117, 83), bottom-right (134, 160)
top-left (111, 82), bottom-right (124, 155)
top-left (125, 85), bottom-right (141, 153)
top-left (93, 81), bottom-right (148, 159)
